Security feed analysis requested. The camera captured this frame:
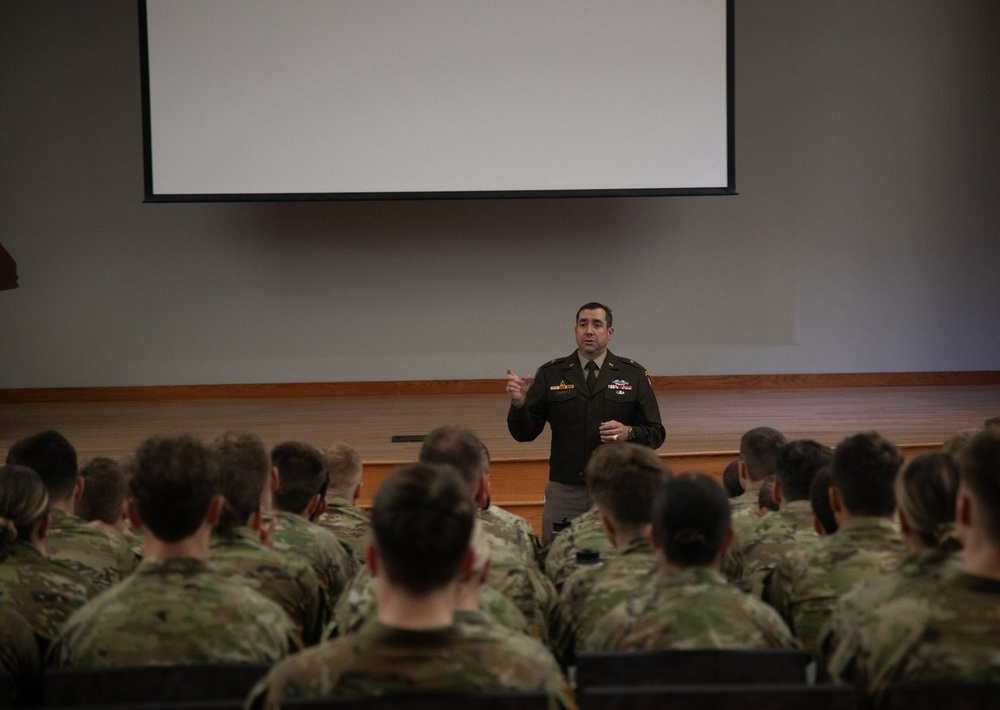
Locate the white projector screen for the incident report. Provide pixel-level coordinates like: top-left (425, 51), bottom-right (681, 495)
top-left (140, 0), bottom-right (733, 201)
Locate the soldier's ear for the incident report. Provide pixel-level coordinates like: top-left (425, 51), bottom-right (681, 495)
top-left (772, 479), bottom-right (783, 505)
top-left (456, 545), bottom-right (475, 580)
top-left (125, 498), bottom-right (144, 529)
top-left (366, 542), bottom-right (380, 578)
top-left (305, 493), bottom-right (323, 520)
top-left (718, 527), bottom-right (735, 558)
top-left (73, 475), bottom-right (85, 503)
top-left (205, 495), bottom-right (225, 528)
top-left (33, 512), bottom-right (51, 545)
top-left (597, 509), bottom-right (618, 546)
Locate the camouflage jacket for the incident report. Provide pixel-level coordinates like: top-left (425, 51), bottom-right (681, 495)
top-left (48, 557), bottom-right (296, 667)
top-left (316, 496), bottom-right (372, 567)
top-left (729, 482), bottom-right (766, 542)
top-left (840, 572), bottom-right (1000, 700)
top-left (584, 566), bottom-right (796, 652)
top-left (246, 619), bottom-right (574, 710)
top-left (481, 529), bottom-right (559, 644)
top-left (209, 527), bottom-right (325, 647)
top-left (0, 603), bottom-right (41, 704)
top-left (45, 509), bottom-right (137, 592)
top-left (542, 506), bottom-right (615, 591)
top-left (271, 511), bottom-right (357, 617)
top-left (478, 505), bottom-right (541, 568)
top-left (731, 500), bottom-right (819, 597)
top-left (768, 517), bottom-right (905, 654)
top-left (555, 536), bottom-right (657, 661)
top-left (0, 541), bottom-right (92, 650)
top-left (822, 543), bottom-right (963, 681)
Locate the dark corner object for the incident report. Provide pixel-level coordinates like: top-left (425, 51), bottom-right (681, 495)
top-left (0, 242), bottom-right (17, 291)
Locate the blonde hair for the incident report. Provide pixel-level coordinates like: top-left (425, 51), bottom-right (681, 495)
top-left (896, 453), bottom-right (960, 549)
top-left (322, 442), bottom-right (362, 496)
top-left (0, 465), bottom-right (50, 545)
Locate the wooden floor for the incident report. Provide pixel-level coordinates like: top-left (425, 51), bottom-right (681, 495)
top-left (2, 384), bottom-right (996, 533)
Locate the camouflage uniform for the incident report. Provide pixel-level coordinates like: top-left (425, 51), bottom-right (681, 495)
top-left (316, 496), bottom-right (372, 567)
top-left (583, 567), bottom-right (796, 652)
top-left (481, 530), bottom-right (559, 644)
top-left (0, 541), bottom-right (92, 651)
top-left (271, 511), bottom-right (357, 619)
top-left (210, 527), bottom-right (325, 647)
top-left (768, 517), bottom-right (905, 655)
top-left (821, 544), bottom-right (962, 680)
top-left (326, 568), bottom-right (533, 640)
top-left (837, 572), bottom-right (1000, 700)
top-left (48, 557), bottom-right (296, 667)
top-left (478, 505), bottom-right (541, 568)
top-left (729, 500), bottom-right (818, 597)
top-left (554, 536), bottom-right (657, 661)
top-left (246, 620), bottom-right (574, 710)
top-left (0, 603), bottom-right (41, 705)
top-left (542, 506), bottom-right (615, 590)
top-left (45, 509), bottom-right (137, 592)
top-left (729, 482), bottom-right (766, 543)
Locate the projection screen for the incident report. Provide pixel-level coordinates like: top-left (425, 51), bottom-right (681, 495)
top-left (140, 0), bottom-right (734, 201)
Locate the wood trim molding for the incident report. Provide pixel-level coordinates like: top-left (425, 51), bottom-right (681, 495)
top-left (1, 371), bottom-right (998, 404)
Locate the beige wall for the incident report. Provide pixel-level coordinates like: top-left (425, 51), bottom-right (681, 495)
top-left (1, 1), bottom-right (998, 388)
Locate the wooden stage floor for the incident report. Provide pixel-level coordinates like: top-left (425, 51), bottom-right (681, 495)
top-left (2, 384), bottom-right (996, 532)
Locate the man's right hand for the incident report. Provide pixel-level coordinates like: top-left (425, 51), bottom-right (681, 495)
top-left (506, 369), bottom-right (533, 407)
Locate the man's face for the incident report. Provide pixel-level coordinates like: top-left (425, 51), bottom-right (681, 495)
top-left (575, 308), bottom-right (614, 359)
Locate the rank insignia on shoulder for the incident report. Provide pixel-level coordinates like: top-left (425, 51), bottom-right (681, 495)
top-left (607, 379), bottom-right (633, 394)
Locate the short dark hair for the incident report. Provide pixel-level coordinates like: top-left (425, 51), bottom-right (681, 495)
top-left (776, 440), bottom-right (833, 502)
top-left (6, 430), bottom-right (78, 502)
top-left (271, 441), bottom-right (327, 514)
top-left (371, 463), bottom-right (475, 594)
top-left (78, 457), bottom-right (128, 526)
top-left (213, 430), bottom-right (270, 533)
top-left (131, 435), bottom-right (218, 543)
top-left (831, 432), bottom-right (902, 517)
top-left (0, 464), bottom-right (50, 543)
top-left (585, 442), bottom-right (671, 528)
top-left (576, 302), bottom-right (613, 327)
top-left (896, 453), bottom-right (959, 548)
top-left (417, 426), bottom-right (485, 499)
top-left (739, 427), bottom-right (787, 482)
top-left (809, 467), bottom-right (837, 535)
top-left (654, 473), bottom-right (730, 567)
top-left (721, 459), bottom-right (743, 498)
top-left (959, 428), bottom-right (1000, 544)
top-left (758, 477), bottom-right (779, 513)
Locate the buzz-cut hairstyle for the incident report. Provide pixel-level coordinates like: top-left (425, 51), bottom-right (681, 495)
top-left (5, 429), bottom-right (78, 502)
top-left (959, 427), bottom-right (1000, 544)
top-left (417, 426), bottom-right (485, 499)
top-left (576, 301), bottom-right (613, 327)
top-left (130, 435), bottom-right (218, 543)
top-left (654, 473), bottom-right (731, 567)
top-left (776, 439), bottom-right (833, 502)
top-left (271, 441), bottom-right (328, 514)
top-left (77, 457), bottom-right (128, 526)
top-left (585, 442), bottom-right (672, 529)
top-left (371, 462), bottom-right (475, 594)
top-left (831, 431), bottom-right (902, 517)
top-left (213, 430), bottom-right (270, 533)
top-left (321, 442), bottom-right (362, 494)
top-left (739, 427), bottom-right (787, 483)
top-left (809, 467), bottom-right (838, 535)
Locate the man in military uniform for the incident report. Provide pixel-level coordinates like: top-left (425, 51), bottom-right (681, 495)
top-left (316, 442), bottom-right (372, 566)
top-left (555, 443), bottom-right (670, 663)
top-left (768, 432), bottom-right (906, 655)
top-left (585, 474), bottom-right (795, 652)
top-left (507, 302), bottom-right (665, 543)
top-left (49, 435), bottom-right (296, 667)
top-left (209, 431), bottom-right (325, 648)
top-left (726, 427), bottom-right (788, 553)
top-left (6, 430), bottom-right (137, 591)
top-left (247, 463), bottom-right (572, 710)
top-left (542, 505), bottom-right (616, 590)
top-left (731, 439), bottom-right (831, 597)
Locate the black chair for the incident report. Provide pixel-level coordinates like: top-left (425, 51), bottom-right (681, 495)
top-left (883, 682), bottom-right (1000, 710)
top-left (574, 648), bottom-right (812, 692)
top-left (579, 683), bottom-right (857, 710)
top-left (42, 663), bottom-right (270, 707)
top-left (282, 691), bottom-right (552, 710)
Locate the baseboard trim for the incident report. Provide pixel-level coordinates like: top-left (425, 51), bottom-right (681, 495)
top-left (1, 371), bottom-right (997, 403)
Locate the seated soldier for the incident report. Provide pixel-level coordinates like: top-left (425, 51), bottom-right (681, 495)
top-left (210, 431), bottom-right (324, 647)
top-left (769, 432), bottom-right (906, 655)
top-left (584, 473), bottom-right (795, 652)
top-left (833, 428), bottom-right (1000, 700)
top-left (542, 504), bottom-right (616, 591)
top-left (270, 441), bottom-right (356, 615)
top-left (557, 442), bottom-right (671, 660)
top-left (0, 465), bottom-right (91, 654)
top-left (49, 435), bottom-right (296, 667)
top-left (77, 457), bottom-right (130, 539)
top-left (246, 463), bottom-right (572, 710)
top-left (728, 427), bottom-right (787, 546)
top-left (315, 442), bottom-right (372, 566)
top-left (733, 439), bottom-right (832, 598)
top-left (6, 431), bottom-right (136, 591)
top-left (476, 444), bottom-right (541, 567)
